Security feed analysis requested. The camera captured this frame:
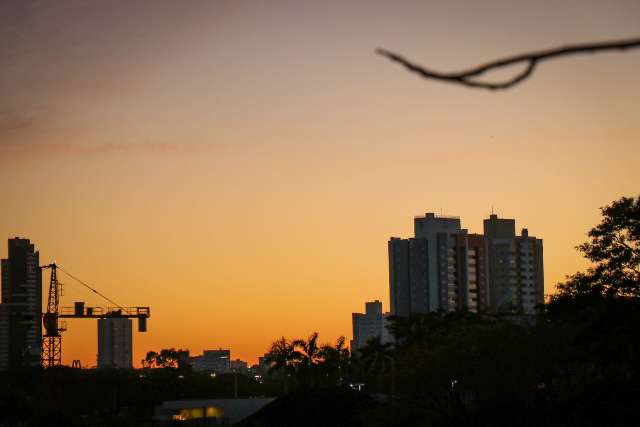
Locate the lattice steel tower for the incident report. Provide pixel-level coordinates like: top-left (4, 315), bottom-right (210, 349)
top-left (41, 263), bottom-right (64, 368)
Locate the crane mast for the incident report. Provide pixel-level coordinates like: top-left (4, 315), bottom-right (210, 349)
top-left (41, 263), bottom-right (64, 368)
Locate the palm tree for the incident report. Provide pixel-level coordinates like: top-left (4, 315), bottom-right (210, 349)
top-left (264, 337), bottom-right (301, 394)
top-left (266, 333), bottom-right (350, 390)
top-left (293, 332), bottom-right (321, 388)
top-left (318, 336), bottom-right (350, 386)
top-left (359, 336), bottom-right (395, 395)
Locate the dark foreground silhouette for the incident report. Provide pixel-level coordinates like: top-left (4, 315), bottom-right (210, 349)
top-left (1, 196), bottom-right (639, 426)
top-left (238, 385), bottom-right (640, 427)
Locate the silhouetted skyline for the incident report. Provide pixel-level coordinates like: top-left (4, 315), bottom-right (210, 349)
top-left (1, 0), bottom-right (639, 367)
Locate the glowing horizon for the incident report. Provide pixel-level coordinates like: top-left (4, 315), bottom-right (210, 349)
top-left (1, 0), bottom-right (639, 367)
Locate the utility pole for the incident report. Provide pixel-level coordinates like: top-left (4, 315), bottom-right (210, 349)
top-left (233, 369), bottom-right (238, 398)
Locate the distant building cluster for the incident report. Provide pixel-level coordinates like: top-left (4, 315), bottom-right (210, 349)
top-left (190, 349), bottom-right (230, 373)
top-left (187, 348), bottom-right (265, 377)
top-left (352, 212), bottom-right (544, 352)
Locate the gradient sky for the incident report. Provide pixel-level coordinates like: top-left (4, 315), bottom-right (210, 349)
top-left (1, 0), bottom-right (639, 367)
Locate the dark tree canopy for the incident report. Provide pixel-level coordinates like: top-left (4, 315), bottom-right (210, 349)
top-left (264, 333), bottom-right (350, 391)
top-left (142, 348), bottom-right (190, 369)
top-left (557, 195), bottom-right (640, 298)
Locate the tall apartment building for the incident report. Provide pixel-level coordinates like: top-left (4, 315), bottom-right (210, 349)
top-left (389, 213), bottom-right (543, 316)
top-left (483, 214), bottom-right (544, 313)
top-left (0, 238), bottom-right (42, 370)
top-left (97, 317), bottom-right (133, 368)
top-left (389, 214), bottom-right (466, 315)
top-left (413, 213), bottom-right (462, 312)
top-left (350, 300), bottom-right (393, 352)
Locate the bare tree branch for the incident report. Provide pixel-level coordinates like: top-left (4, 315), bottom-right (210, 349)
top-left (377, 37), bottom-right (640, 90)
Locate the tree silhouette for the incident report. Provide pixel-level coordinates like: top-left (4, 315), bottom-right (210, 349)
top-left (292, 332), bottom-right (323, 388)
top-left (142, 348), bottom-right (189, 369)
top-left (546, 195), bottom-right (640, 386)
top-left (556, 195), bottom-right (640, 298)
top-left (318, 336), bottom-right (350, 386)
top-left (359, 336), bottom-right (394, 393)
top-left (377, 37), bottom-right (640, 90)
top-left (264, 337), bottom-right (300, 393)
top-left (265, 333), bottom-right (354, 391)
top-left (293, 332), bottom-right (321, 368)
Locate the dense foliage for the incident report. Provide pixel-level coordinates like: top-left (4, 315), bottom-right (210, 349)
top-left (264, 334), bottom-right (350, 392)
top-left (142, 348), bottom-right (190, 369)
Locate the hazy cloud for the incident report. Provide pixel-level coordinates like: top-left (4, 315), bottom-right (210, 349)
top-left (0, 112), bottom-right (36, 133)
top-left (0, 140), bottom-right (224, 158)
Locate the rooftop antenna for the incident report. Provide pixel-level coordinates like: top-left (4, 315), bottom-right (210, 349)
top-left (491, 204), bottom-right (495, 215)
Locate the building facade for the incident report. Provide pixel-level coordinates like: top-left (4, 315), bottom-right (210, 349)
top-left (0, 238), bottom-right (42, 370)
top-left (414, 213), bottom-right (462, 313)
top-left (455, 231), bottom-right (489, 313)
top-left (388, 238), bottom-right (411, 316)
top-left (230, 358), bottom-right (248, 372)
top-left (191, 349), bottom-right (231, 373)
top-left (97, 317), bottom-right (133, 368)
top-left (350, 300), bottom-right (393, 352)
top-left (389, 213), bottom-right (543, 316)
top-left (483, 214), bottom-right (544, 313)
top-left (516, 229), bottom-right (545, 314)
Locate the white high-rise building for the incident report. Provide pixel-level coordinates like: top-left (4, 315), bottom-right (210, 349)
top-left (350, 300), bottom-right (393, 352)
top-left (97, 317), bottom-right (132, 368)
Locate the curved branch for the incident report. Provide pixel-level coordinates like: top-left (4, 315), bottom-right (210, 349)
top-left (377, 37), bottom-right (640, 90)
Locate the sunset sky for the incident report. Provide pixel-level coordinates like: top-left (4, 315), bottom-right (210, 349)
top-left (1, 0), bottom-right (639, 367)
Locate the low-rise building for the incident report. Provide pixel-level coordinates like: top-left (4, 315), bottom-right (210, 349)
top-left (230, 358), bottom-right (248, 373)
top-left (191, 349), bottom-right (230, 373)
top-left (153, 398), bottom-right (275, 425)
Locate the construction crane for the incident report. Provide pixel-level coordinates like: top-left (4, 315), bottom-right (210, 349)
top-left (41, 263), bottom-right (65, 368)
top-left (40, 263), bottom-right (150, 368)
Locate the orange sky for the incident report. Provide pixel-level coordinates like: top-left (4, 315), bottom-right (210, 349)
top-left (1, 0), bottom-right (639, 367)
